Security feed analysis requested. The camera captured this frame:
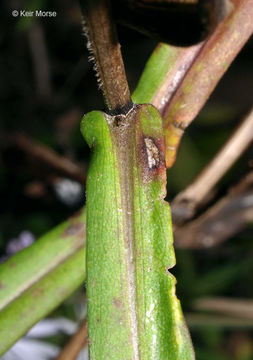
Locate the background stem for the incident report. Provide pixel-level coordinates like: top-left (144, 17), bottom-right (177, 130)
top-left (56, 321), bottom-right (87, 360)
top-left (172, 107), bottom-right (253, 222)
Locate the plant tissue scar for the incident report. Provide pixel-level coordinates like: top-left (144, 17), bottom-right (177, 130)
top-left (144, 137), bottom-right (160, 169)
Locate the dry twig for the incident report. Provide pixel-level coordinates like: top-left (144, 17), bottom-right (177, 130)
top-left (172, 108), bottom-right (253, 224)
top-left (1, 132), bottom-right (85, 183)
top-left (56, 321), bottom-right (87, 360)
top-left (193, 297), bottom-right (253, 320)
top-left (185, 313), bottom-right (253, 329)
top-left (174, 172), bottom-right (253, 249)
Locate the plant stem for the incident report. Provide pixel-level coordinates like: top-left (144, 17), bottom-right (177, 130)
top-left (56, 321), bottom-right (88, 360)
top-left (163, 0), bottom-right (253, 167)
top-left (0, 211), bottom-right (86, 356)
top-left (81, 2), bottom-right (195, 358)
top-left (0, 132), bottom-right (85, 183)
top-left (81, 106), bottom-right (194, 359)
top-left (80, 0), bottom-right (132, 114)
top-left (133, 0), bottom-right (253, 168)
top-left (0, 249), bottom-right (85, 356)
top-left (174, 171), bottom-right (253, 249)
top-left (193, 297), bottom-right (253, 320)
top-left (172, 107), bottom-right (253, 223)
top-left (0, 210), bottom-right (85, 312)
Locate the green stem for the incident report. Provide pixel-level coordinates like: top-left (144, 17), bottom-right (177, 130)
top-left (81, 104), bottom-right (194, 359)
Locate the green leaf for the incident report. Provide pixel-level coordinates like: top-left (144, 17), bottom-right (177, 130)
top-left (0, 210), bottom-right (86, 355)
top-left (0, 249), bottom-right (85, 356)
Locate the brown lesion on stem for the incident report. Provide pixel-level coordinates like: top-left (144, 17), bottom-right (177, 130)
top-left (141, 135), bottom-right (166, 180)
top-left (80, 0), bottom-right (133, 115)
top-left (144, 138), bottom-right (160, 169)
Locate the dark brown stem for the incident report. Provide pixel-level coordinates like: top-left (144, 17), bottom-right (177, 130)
top-left (80, 0), bottom-right (132, 114)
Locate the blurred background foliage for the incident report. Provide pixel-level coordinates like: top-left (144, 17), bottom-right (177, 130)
top-left (0, 0), bottom-right (253, 359)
